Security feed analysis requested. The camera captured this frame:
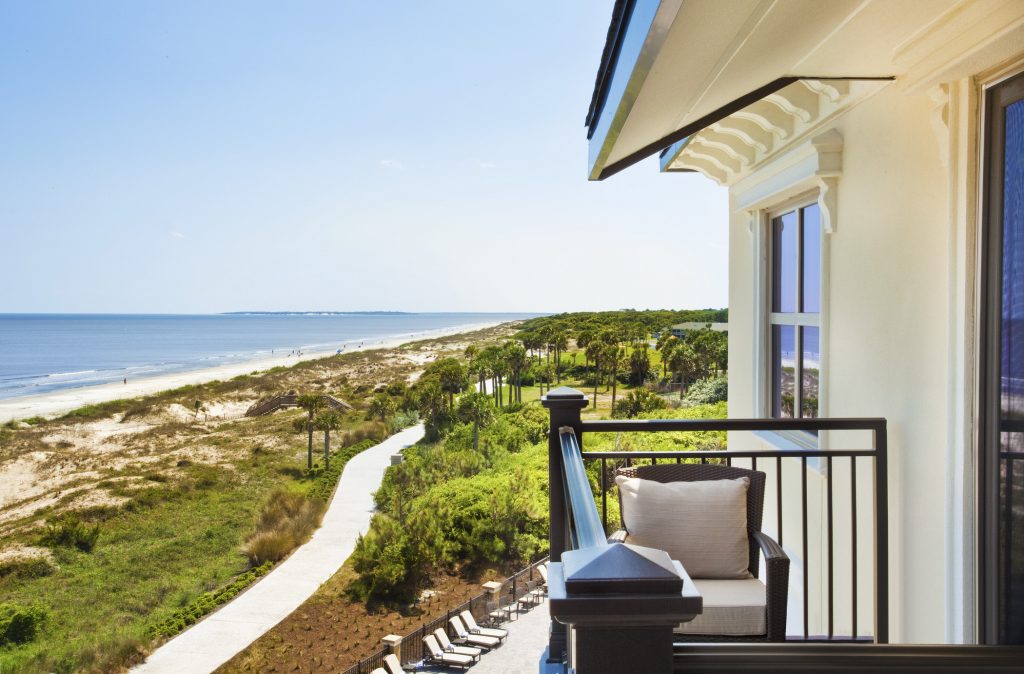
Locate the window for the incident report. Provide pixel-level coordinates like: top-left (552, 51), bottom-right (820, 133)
top-left (769, 202), bottom-right (820, 420)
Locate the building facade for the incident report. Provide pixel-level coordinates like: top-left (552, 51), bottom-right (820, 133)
top-left (585, 0), bottom-right (1024, 646)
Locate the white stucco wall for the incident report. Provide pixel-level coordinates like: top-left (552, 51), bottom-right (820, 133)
top-left (727, 86), bottom-right (952, 643)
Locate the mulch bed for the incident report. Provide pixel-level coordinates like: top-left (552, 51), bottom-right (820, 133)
top-left (216, 565), bottom-right (488, 673)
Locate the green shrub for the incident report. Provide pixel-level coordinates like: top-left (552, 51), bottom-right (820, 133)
top-left (356, 405), bottom-right (551, 602)
top-left (0, 602), bottom-right (47, 645)
top-left (120, 402), bottom-right (153, 421)
top-left (146, 563), bottom-right (272, 639)
top-left (388, 409), bottom-right (419, 434)
top-left (243, 491), bottom-right (324, 566)
top-left (60, 404), bottom-right (103, 420)
top-left (38, 515), bottom-right (101, 552)
top-left (613, 387), bottom-right (668, 418)
top-left (682, 375), bottom-right (728, 406)
top-left (0, 555), bottom-right (55, 581)
top-left (122, 486), bottom-right (177, 512)
top-left (341, 422), bottom-right (388, 447)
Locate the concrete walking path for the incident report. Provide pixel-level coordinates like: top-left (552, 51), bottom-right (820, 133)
top-left (133, 424), bottom-right (425, 674)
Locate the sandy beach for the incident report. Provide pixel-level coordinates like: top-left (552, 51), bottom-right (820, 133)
top-left (0, 321), bottom-right (500, 424)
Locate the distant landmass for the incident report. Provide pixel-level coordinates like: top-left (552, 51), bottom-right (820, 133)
top-left (221, 311), bottom-right (413, 316)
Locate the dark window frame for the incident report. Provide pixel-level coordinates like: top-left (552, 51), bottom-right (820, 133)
top-left (979, 68), bottom-right (1024, 646)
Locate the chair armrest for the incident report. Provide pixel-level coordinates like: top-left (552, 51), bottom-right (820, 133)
top-left (608, 529), bottom-right (628, 543)
top-left (750, 531), bottom-right (789, 642)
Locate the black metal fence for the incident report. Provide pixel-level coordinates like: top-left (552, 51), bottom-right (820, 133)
top-left (337, 558), bottom-right (548, 674)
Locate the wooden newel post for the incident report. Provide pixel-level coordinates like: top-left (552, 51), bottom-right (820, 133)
top-left (541, 387), bottom-right (587, 663)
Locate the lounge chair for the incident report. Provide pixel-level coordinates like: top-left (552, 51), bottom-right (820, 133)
top-left (529, 566), bottom-right (547, 602)
top-left (433, 628), bottom-right (482, 660)
top-left (514, 581), bottom-right (537, 611)
top-left (383, 654), bottom-right (405, 674)
top-left (422, 634), bottom-right (474, 670)
top-left (485, 597), bottom-right (515, 625)
top-left (459, 609), bottom-right (508, 640)
top-left (449, 616), bottom-right (500, 649)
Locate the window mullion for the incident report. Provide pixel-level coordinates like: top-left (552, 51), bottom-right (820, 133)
top-left (797, 206), bottom-right (804, 314)
top-left (795, 325), bottom-right (803, 419)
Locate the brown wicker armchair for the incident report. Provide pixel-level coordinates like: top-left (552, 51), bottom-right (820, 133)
top-left (613, 463), bottom-right (789, 641)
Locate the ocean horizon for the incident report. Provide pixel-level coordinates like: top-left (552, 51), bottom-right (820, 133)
top-left (0, 312), bottom-right (540, 400)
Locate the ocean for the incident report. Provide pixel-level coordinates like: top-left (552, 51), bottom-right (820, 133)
top-left (0, 313), bottom-right (537, 400)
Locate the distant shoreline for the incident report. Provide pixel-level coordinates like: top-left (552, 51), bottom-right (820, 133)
top-left (0, 320), bottom-right (503, 423)
top-left (220, 311), bottom-right (413, 316)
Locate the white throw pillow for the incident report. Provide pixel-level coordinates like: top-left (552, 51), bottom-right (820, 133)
top-left (615, 475), bottom-right (751, 579)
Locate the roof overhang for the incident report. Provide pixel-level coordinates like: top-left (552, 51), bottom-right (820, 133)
top-left (585, 0), bottom-right (1024, 181)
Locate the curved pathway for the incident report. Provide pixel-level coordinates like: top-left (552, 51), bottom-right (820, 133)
top-left (134, 424), bottom-right (425, 674)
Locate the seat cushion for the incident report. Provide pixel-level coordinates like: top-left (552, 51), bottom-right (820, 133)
top-left (676, 578), bottom-right (767, 636)
top-left (615, 475), bottom-right (751, 579)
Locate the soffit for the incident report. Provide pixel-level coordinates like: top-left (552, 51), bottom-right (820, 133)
top-left (593, 0), bottom-right (964, 178)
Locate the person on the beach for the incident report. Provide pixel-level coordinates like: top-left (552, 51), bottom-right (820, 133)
top-left (123, 378), bottom-right (127, 385)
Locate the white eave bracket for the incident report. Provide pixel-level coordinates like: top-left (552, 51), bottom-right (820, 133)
top-left (737, 128), bottom-right (843, 233)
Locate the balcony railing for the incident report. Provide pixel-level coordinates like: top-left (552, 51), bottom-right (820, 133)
top-left (583, 429), bottom-right (887, 643)
top-left (541, 387), bottom-right (1024, 672)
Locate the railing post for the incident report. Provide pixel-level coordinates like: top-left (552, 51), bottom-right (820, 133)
top-left (381, 634), bottom-right (402, 663)
top-left (874, 420), bottom-right (889, 644)
top-left (549, 540), bottom-right (701, 673)
top-left (541, 387), bottom-right (588, 664)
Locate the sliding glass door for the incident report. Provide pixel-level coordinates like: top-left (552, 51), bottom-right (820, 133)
top-left (981, 70), bottom-right (1024, 645)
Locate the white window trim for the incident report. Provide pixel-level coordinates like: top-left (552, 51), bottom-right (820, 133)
top-left (739, 128), bottom-right (841, 440)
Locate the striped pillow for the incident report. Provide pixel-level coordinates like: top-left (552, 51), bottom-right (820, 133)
top-left (615, 475), bottom-right (751, 579)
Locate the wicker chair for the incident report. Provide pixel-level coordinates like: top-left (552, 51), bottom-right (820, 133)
top-left (614, 463), bottom-right (789, 641)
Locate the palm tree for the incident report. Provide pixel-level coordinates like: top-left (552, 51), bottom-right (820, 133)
top-left (297, 393), bottom-right (327, 470)
top-left (585, 340), bottom-right (605, 409)
top-left (314, 410), bottom-right (343, 468)
top-left (479, 345), bottom-right (502, 405)
top-left (657, 335), bottom-right (678, 380)
top-left (433, 357), bottom-right (467, 411)
top-left (629, 344), bottom-right (651, 386)
top-left (367, 393), bottom-right (396, 422)
top-left (503, 341), bottom-right (527, 403)
top-left (552, 329), bottom-right (569, 383)
top-left (457, 392), bottom-right (495, 450)
top-left (606, 344), bottom-right (624, 414)
top-left (412, 377), bottom-right (448, 440)
top-left (669, 342), bottom-right (698, 398)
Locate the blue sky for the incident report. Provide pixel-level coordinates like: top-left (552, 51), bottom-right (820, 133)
top-left (0, 1), bottom-right (727, 313)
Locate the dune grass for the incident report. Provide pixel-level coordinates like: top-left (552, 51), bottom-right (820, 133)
top-left (0, 322), bottom-right (516, 672)
top-left (0, 431), bottom-right (388, 674)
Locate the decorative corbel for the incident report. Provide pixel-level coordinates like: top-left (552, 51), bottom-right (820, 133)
top-left (929, 83), bottom-right (950, 168)
top-left (815, 177), bottom-right (839, 234)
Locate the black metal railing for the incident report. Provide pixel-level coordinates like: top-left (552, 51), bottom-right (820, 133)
top-left (543, 387), bottom-right (889, 651)
top-left (578, 416), bottom-right (888, 644)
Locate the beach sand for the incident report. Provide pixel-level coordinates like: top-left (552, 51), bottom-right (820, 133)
top-left (0, 321), bottom-right (499, 424)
